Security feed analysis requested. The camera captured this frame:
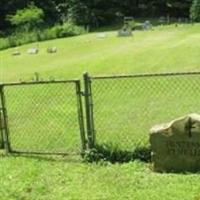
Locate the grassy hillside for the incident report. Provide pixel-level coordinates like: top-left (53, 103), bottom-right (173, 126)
top-left (1, 24), bottom-right (200, 82)
top-left (1, 24), bottom-right (200, 200)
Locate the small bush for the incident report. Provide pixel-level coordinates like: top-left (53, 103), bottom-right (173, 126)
top-left (0, 38), bottom-right (10, 49)
top-left (49, 23), bottom-right (86, 38)
top-left (83, 143), bottom-right (151, 163)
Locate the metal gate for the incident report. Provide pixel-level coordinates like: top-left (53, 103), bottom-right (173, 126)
top-left (0, 80), bottom-right (86, 155)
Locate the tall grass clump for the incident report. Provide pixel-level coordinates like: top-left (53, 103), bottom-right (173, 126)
top-left (83, 143), bottom-right (151, 163)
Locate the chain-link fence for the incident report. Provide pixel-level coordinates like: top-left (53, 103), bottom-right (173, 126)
top-left (1, 72), bottom-right (200, 156)
top-left (0, 80), bottom-right (85, 154)
top-left (89, 72), bottom-right (200, 151)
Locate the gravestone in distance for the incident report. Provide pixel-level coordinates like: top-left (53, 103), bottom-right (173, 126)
top-left (118, 24), bottom-right (132, 37)
top-left (27, 48), bottom-right (39, 55)
top-left (150, 113), bottom-right (200, 172)
top-left (118, 16), bottom-right (133, 37)
top-left (47, 47), bottom-right (57, 54)
top-left (142, 20), bottom-right (153, 30)
top-left (97, 33), bottom-right (107, 39)
top-left (12, 51), bottom-right (21, 56)
top-left (159, 16), bottom-right (166, 24)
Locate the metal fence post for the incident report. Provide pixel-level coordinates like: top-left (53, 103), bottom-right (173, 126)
top-left (0, 108), bottom-right (4, 149)
top-left (0, 85), bottom-right (11, 153)
top-left (75, 80), bottom-right (87, 152)
top-left (83, 72), bottom-right (95, 148)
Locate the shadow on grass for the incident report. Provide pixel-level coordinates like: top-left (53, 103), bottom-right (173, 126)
top-left (0, 150), bottom-right (82, 163)
top-left (0, 145), bottom-right (151, 164)
top-left (83, 143), bottom-right (151, 164)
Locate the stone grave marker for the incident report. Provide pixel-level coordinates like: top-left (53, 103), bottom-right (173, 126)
top-left (47, 47), bottom-right (57, 53)
top-left (159, 16), bottom-right (166, 24)
top-left (118, 16), bottom-right (133, 37)
top-left (12, 51), bottom-right (21, 56)
top-left (142, 20), bottom-right (153, 30)
top-left (150, 113), bottom-right (200, 172)
top-left (27, 48), bottom-right (39, 55)
top-left (118, 24), bottom-right (132, 37)
top-left (97, 33), bottom-right (107, 39)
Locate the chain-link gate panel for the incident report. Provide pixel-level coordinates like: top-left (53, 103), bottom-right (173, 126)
top-left (90, 72), bottom-right (200, 151)
top-left (3, 80), bottom-right (84, 154)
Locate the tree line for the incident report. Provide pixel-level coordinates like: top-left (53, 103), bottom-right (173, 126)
top-left (1, 0), bottom-right (200, 34)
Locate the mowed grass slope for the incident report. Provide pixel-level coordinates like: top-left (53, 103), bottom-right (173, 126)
top-left (1, 24), bottom-right (200, 82)
top-left (1, 24), bottom-right (200, 200)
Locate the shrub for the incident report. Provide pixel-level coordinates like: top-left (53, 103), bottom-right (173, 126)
top-left (0, 38), bottom-right (10, 49)
top-left (83, 143), bottom-right (151, 163)
top-left (190, 0), bottom-right (200, 22)
top-left (0, 23), bottom-right (86, 51)
top-left (49, 23), bottom-right (86, 38)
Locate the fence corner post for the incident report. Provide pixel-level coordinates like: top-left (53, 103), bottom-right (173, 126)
top-left (83, 72), bottom-right (95, 149)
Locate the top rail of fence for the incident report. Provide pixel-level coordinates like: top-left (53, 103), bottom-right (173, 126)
top-left (0, 79), bottom-right (80, 87)
top-left (90, 71), bottom-right (200, 80)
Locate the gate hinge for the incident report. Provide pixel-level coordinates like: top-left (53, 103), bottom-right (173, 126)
top-left (80, 91), bottom-right (85, 96)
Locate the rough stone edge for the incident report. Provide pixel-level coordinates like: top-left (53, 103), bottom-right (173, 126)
top-left (150, 113), bottom-right (200, 136)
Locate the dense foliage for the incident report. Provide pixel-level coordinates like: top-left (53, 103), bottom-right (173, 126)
top-left (7, 4), bottom-right (44, 31)
top-left (190, 0), bottom-right (200, 21)
top-left (0, 0), bottom-right (199, 50)
top-left (0, 22), bottom-right (85, 50)
top-left (0, 0), bottom-right (194, 33)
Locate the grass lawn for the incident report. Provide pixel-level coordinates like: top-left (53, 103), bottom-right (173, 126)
top-left (1, 23), bottom-right (200, 200)
top-left (1, 156), bottom-right (200, 200)
top-left (1, 24), bottom-right (200, 82)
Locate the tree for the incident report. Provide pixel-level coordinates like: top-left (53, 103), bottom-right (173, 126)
top-left (0, 0), bottom-right (195, 33)
top-left (68, 0), bottom-right (89, 25)
top-left (190, 0), bottom-right (200, 21)
top-left (7, 4), bottom-right (44, 31)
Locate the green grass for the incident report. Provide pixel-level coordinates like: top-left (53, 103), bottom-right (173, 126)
top-left (1, 24), bottom-right (200, 83)
top-left (1, 23), bottom-right (200, 200)
top-left (1, 156), bottom-right (200, 200)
